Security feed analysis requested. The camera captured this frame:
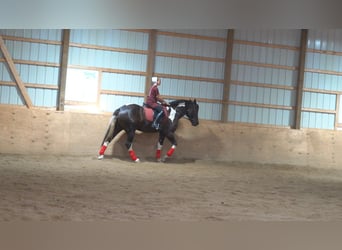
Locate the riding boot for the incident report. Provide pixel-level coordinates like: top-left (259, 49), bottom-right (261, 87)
top-left (152, 111), bottom-right (163, 130)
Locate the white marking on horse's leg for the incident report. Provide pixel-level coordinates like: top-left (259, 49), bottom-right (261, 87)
top-left (99, 130), bottom-right (126, 159)
top-left (98, 141), bottom-right (109, 159)
top-left (156, 142), bottom-right (163, 161)
top-left (128, 145), bottom-right (140, 163)
top-left (162, 145), bottom-right (176, 162)
top-left (167, 145), bottom-right (176, 156)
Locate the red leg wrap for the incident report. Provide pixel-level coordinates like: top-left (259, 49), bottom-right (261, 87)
top-left (129, 150), bottom-right (138, 161)
top-left (156, 149), bottom-right (161, 159)
top-left (167, 147), bottom-right (176, 157)
top-left (99, 145), bottom-right (107, 155)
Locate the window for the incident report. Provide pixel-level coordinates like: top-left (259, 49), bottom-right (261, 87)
top-left (65, 68), bottom-right (99, 113)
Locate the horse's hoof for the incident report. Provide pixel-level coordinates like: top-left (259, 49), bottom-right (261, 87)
top-left (156, 158), bottom-right (161, 162)
top-left (134, 158), bottom-right (140, 163)
top-left (161, 156), bottom-right (168, 162)
top-left (98, 155), bottom-right (104, 160)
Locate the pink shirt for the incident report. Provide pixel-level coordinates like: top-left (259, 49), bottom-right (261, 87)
top-left (147, 84), bottom-right (160, 106)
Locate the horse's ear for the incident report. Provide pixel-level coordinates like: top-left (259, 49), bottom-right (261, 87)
top-left (194, 99), bottom-right (197, 104)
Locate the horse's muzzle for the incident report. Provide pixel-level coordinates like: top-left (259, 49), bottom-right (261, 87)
top-left (191, 120), bottom-right (199, 126)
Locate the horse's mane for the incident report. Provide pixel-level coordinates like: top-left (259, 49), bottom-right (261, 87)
top-left (169, 99), bottom-right (189, 109)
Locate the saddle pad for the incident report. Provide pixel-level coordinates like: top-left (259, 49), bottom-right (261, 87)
top-left (143, 107), bottom-right (154, 122)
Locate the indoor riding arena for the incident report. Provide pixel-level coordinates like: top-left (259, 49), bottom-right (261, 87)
top-left (1, 29), bottom-right (342, 221)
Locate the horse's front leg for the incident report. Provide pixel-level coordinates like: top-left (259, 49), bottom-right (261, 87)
top-left (125, 129), bottom-right (140, 163)
top-left (156, 133), bottom-right (166, 162)
top-left (162, 132), bottom-right (177, 162)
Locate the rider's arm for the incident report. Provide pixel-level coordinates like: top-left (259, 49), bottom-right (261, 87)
top-left (156, 94), bottom-right (169, 105)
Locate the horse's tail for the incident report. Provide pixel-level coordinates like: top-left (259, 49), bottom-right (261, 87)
top-left (100, 110), bottom-right (118, 147)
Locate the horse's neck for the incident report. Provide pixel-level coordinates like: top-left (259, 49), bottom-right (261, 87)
top-left (168, 101), bottom-right (188, 121)
top-left (170, 106), bottom-right (186, 123)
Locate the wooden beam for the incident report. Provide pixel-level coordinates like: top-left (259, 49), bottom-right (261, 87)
top-left (229, 101), bottom-right (295, 110)
top-left (234, 39), bottom-right (299, 51)
top-left (101, 90), bottom-right (144, 97)
top-left (69, 65), bottom-right (146, 76)
top-left (231, 80), bottom-right (296, 91)
top-left (0, 58), bottom-right (60, 68)
top-left (0, 81), bottom-right (58, 90)
top-left (57, 29), bottom-right (70, 111)
top-left (301, 107), bottom-right (336, 114)
top-left (335, 95), bottom-right (340, 129)
top-left (294, 29), bottom-right (308, 129)
top-left (156, 51), bottom-right (225, 63)
top-left (69, 42), bottom-right (148, 55)
top-left (221, 29), bottom-right (234, 122)
top-left (1, 35), bottom-right (61, 45)
top-left (155, 73), bottom-right (223, 83)
top-left (305, 68), bottom-right (342, 77)
top-left (100, 89), bottom-right (223, 105)
top-left (232, 60), bottom-right (298, 71)
top-left (156, 31), bottom-right (226, 42)
top-left (0, 35), bottom-right (33, 108)
top-left (144, 29), bottom-right (157, 101)
top-left (306, 48), bottom-right (342, 56)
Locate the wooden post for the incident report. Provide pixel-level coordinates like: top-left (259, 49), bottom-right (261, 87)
top-left (0, 35), bottom-right (33, 108)
top-left (57, 29), bottom-right (70, 111)
top-left (144, 29), bottom-right (157, 101)
top-left (221, 29), bottom-right (234, 122)
top-left (294, 29), bottom-right (308, 129)
top-left (335, 94), bottom-right (340, 129)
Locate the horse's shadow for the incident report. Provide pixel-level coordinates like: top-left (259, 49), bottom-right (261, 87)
top-left (144, 156), bottom-right (196, 164)
top-left (100, 155), bottom-right (196, 164)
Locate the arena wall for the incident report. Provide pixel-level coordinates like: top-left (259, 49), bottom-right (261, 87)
top-left (1, 105), bottom-right (342, 169)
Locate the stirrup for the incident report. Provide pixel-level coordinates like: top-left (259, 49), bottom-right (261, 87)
top-left (152, 122), bottom-right (160, 130)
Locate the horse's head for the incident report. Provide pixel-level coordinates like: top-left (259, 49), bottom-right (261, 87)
top-left (185, 99), bottom-right (199, 126)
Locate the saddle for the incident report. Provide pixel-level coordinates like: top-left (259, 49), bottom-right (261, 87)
top-left (143, 103), bottom-right (171, 122)
top-left (143, 106), bottom-right (155, 122)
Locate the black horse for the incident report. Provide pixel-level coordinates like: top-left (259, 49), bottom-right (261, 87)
top-left (98, 99), bottom-right (199, 162)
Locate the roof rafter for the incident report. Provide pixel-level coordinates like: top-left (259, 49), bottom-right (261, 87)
top-left (0, 35), bottom-right (33, 108)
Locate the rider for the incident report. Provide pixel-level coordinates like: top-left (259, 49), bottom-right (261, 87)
top-left (146, 76), bottom-right (169, 130)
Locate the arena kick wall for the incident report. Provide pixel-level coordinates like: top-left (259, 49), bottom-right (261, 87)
top-left (1, 105), bottom-right (342, 169)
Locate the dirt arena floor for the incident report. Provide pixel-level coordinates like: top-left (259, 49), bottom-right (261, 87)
top-left (1, 153), bottom-right (342, 221)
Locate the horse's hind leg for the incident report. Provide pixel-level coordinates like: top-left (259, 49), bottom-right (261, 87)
top-left (125, 129), bottom-right (140, 162)
top-left (98, 115), bottom-right (122, 159)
